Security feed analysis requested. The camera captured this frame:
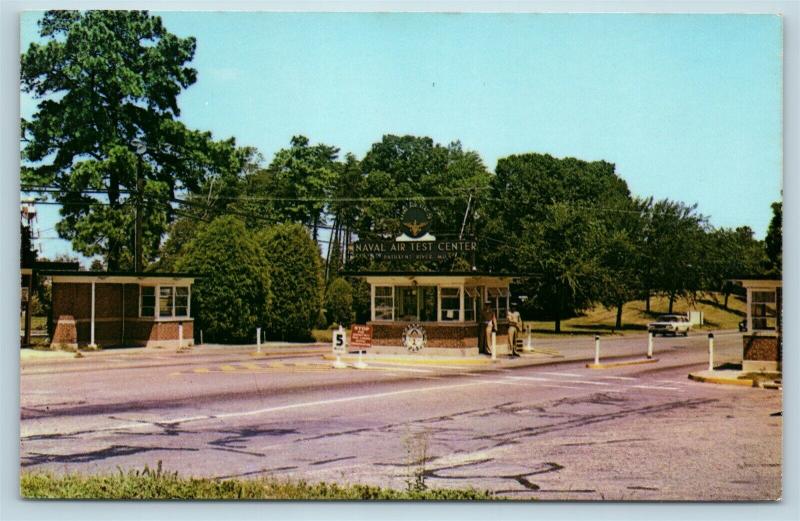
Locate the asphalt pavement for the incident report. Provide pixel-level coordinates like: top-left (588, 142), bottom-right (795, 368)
top-left (19, 330), bottom-right (781, 500)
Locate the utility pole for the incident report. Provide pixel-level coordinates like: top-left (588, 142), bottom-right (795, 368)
top-left (132, 139), bottom-right (146, 272)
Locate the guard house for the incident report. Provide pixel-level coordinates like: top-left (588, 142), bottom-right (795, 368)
top-left (45, 271), bottom-right (196, 349)
top-left (734, 278), bottom-right (782, 372)
top-left (359, 271), bottom-right (514, 355)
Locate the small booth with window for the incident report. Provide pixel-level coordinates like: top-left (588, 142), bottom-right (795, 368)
top-left (360, 272), bottom-right (514, 355)
top-left (735, 279), bottom-right (782, 372)
top-left (46, 271), bottom-right (196, 349)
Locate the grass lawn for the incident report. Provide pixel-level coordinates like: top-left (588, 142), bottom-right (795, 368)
top-left (21, 466), bottom-right (493, 500)
top-left (19, 315), bottom-right (47, 331)
top-left (526, 291), bottom-right (746, 337)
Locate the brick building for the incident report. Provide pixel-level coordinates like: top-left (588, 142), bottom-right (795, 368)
top-left (45, 271), bottom-right (196, 349)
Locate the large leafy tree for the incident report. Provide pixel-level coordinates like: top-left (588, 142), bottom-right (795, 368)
top-left (21, 10), bottom-right (246, 269)
top-left (639, 199), bottom-right (708, 313)
top-left (484, 153), bottom-right (631, 331)
top-left (175, 216), bottom-right (272, 343)
top-left (238, 136), bottom-right (339, 240)
top-left (259, 223), bottom-right (324, 341)
top-left (350, 135), bottom-right (490, 272)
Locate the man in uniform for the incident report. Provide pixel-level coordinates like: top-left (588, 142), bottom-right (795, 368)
top-left (507, 302), bottom-right (523, 357)
top-left (482, 303), bottom-right (496, 356)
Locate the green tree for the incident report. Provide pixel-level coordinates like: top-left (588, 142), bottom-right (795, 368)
top-left (260, 223), bottom-right (324, 341)
top-left (485, 153), bottom-right (631, 331)
top-left (765, 201), bottom-right (782, 276)
top-left (175, 216), bottom-right (271, 343)
top-left (239, 136), bottom-right (339, 240)
top-left (704, 226), bottom-right (767, 308)
top-left (351, 135), bottom-right (490, 272)
top-left (325, 278), bottom-right (354, 327)
top-left (640, 199), bottom-right (708, 313)
top-left (21, 10), bottom-right (248, 269)
top-left (597, 198), bottom-right (649, 329)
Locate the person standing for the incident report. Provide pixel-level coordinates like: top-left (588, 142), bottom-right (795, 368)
top-left (507, 303), bottom-right (523, 357)
top-left (482, 303), bottom-right (497, 356)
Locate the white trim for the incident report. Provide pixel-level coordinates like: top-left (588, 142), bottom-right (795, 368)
top-left (51, 275), bottom-right (194, 285)
top-left (89, 281), bottom-right (96, 347)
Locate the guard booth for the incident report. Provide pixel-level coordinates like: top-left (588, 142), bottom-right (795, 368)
top-left (44, 271), bottom-right (196, 349)
top-left (733, 278), bottom-right (782, 372)
top-left (355, 271), bottom-right (514, 356)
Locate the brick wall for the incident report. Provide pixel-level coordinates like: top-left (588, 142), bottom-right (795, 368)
top-left (743, 335), bottom-right (781, 362)
top-left (369, 321), bottom-right (509, 349)
top-left (51, 282), bottom-right (193, 348)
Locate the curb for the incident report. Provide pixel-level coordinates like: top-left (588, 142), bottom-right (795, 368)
top-left (586, 358), bottom-right (659, 369)
top-left (321, 353), bottom-right (493, 366)
top-left (687, 373), bottom-right (755, 387)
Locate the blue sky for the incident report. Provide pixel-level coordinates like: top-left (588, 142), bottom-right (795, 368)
top-left (20, 12), bottom-right (782, 261)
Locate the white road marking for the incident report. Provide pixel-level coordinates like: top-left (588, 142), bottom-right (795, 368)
top-left (507, 376), bottom-right (610, 386)
top-left (26, 380), bottom-right (501, 439)
top-left (630, 385), bottom-right (680, 391)
top-left (537, 372), bottom-right (583, 377)
top-left (598, 375), bottom-right (637, 381)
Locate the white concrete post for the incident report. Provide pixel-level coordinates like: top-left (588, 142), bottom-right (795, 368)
top-left (200, 329), bottom-right (204, 345)
top-left (647, 331), bottom-right (654, 359)
top-left (708, 333), bottom-right (715, 371)
top-left (594, 335), bottom-right (600, 365)
top-left (256, 327), bottom-right (262, 354)
top-left (524, 323), bottom-right (533, 352)
top-left (491, 331), bottom-right (497, 361)
top-left (89, 281), bottom-right (97, 348)
top-left (178, 322), bottom-right (184, 348)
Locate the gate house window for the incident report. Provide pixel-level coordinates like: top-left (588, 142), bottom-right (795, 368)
top-left (752, 290), bottom-right (778, 331)
top-left (440, 287), bottom-right (461, 321)
top-left (140, 287), bottom-right (155, 317)
top-left (141, 285), bottom-right (191, 318)
top-left (464, 287), bottom-right (480, 322)
top-left (374, 286), bottom-right (394, 321)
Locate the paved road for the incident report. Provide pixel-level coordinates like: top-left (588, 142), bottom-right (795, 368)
top-left (20, 331), bottom-right (781, 500)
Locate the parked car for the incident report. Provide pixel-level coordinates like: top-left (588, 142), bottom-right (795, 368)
top-left (738, 319), bottom-right (747, 332)
top-left (647, 314), bottom-right (691, 336)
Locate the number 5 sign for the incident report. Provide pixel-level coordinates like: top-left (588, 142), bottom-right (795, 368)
top-left (332, 326), bottom-right (347, 354)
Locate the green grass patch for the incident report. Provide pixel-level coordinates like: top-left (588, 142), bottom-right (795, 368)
top-left (20, 465), bottom-right (494, 500)
top-left (525, 291), bottom-right (746, 336)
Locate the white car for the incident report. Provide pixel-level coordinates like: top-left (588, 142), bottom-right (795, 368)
top-left (647, 314), bottom-right (691, 336)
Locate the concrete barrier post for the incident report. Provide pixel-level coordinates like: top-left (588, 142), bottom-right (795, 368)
top-left (200, 329), bottom-right (203, 345)
top-left (491, 331), bottom-right (497, 361)
top-left (256, 327), bottom-right (262, 354)
top-left (708, 333), bottom-right (714, 371)
top-left (178, 322), bottom-right (183, 348)
top-left (647, 331), bottom-right (653, 359)
top-left (524, 324), bottom-right (533, 352)
top-left (594, 335), bottom-right (600, 365)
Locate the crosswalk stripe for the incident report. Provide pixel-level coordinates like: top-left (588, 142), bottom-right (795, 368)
top-left (631, 384), bottom-right (680, 391)
top-left (599, 375), bottom-right (637, 381)
top-left (220, 365), bottom-right (238, 372)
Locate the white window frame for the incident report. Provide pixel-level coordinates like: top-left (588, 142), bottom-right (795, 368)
top-left (140, 284), bottom-right (192, 319)
top-left (438, 285), bottom-right (463, 322)
top-left (750, 288), bottom-right (778, 333)
top-left (372, 285), bottom-right (395, 322)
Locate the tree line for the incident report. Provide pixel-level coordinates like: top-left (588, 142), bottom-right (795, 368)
top-left (20, 11), bottom-right (782, 341)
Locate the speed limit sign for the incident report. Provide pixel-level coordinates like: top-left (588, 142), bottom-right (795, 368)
top-left (332, 327), bottom-right (347, 355)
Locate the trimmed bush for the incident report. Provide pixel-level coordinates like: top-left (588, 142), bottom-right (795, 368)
top-left (259, 223), bottom-right (323, 341)
top-left (175, 216), bottom-right (271, 343)
top-left (325, 277), bottom-right (353, 327)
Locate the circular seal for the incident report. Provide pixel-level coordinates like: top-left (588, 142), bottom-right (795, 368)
top-left (402, 322), bottom-right (427, 352)
top-left (400, 207), bottom-right (430, 239)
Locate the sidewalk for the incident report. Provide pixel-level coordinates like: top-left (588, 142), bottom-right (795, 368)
top-left (688, 369), bottom-right (782, 389)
